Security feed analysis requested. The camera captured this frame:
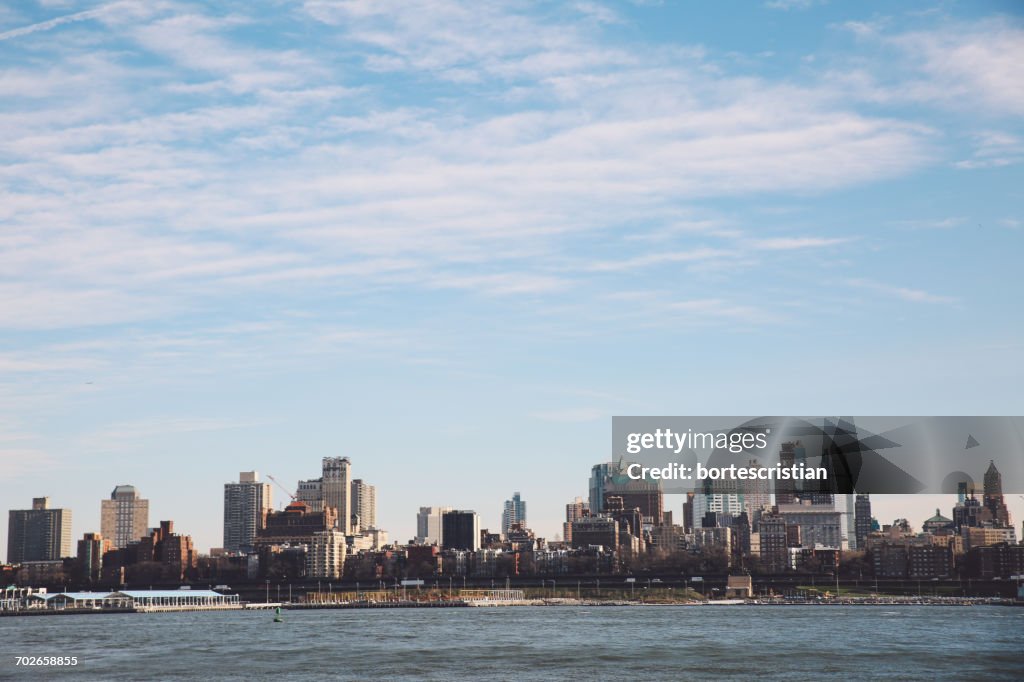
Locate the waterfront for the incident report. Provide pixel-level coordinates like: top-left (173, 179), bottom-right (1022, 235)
top-left (2, 605), bottom-right (1021, 680)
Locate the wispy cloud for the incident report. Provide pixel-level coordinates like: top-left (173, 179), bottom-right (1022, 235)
top-left (890, 217), bottom-right (965, 230)
top-left (955, 131), bottom-right (1024, 169)
top-left (840, 17), bottom-right (1024, 117)
top-left (748, 236), bottom-right (851, 250)
top-left (847, 278), bottom-right (958, 304)
top-left (765, 0), bottom-right (827, 11)
top-left (530, 407), bottom-right (606, 423)
top-left (0, 2), bottom-right (118, 42)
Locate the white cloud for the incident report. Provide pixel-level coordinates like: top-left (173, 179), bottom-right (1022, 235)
top-left (954, 131), bottom-right (1024, 170)
top-left (0, 0), bottom-right (992, 346)
top-left (842, 17), bottom-right (1024, 117)
top-left (765, 0), bottom-right (826, 11)
top-left (748, 236), bottom-right (851, 250)
top-left (0, 2), bottom-right (114, 41)
top-left (846, 279), bottom-right (958, 305)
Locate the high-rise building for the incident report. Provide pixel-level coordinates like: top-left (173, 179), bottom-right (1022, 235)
top-left (7, 497), bottom-right (72, 563)
top-left (351, 479), bottom-right (377, 532)
top-left (591, 459), bottom-right (663, 523)
top-left (307, 529), bottom-right (347, 579)
top-left (501, 492), bottom-right (526, 538)
top-left (776, 506), bottom-right (844, 548)
top-left (564, 497), bottom-right (588, 544)
top-left (739, 458), bottom-right (772, 516)
top-left (589, 462), bottom-right (614, 514)
top-left (415, 506), bottom-right (452, 545)
top-left (296, 478), bottom-right (324, 512)
top-left (682, 492), bottom-right (694, 532)
top-left (759, 511), bottom-right (788, 573)
top-left (854, 494), bottom-right (872, 550)
top-left (841, 494), bottom-right (856, 550)
top-left (100, 485), bottom-right (149, 549)
top-left (953, 494), bottom-right (988, 531)
top-left (441, 510), bottom-right (480, 551)
top-left (76, 532), bottom-right (110, 583)
top-left (983, 459), bottom-right (1002, 496)
top-left (691, 477), bottom-right (744, 529)
top-left (982, 460), bottom-right (1011, 527)
top-left (223, 471), bottom-right (273, 554)
top-left (322, 457), bottom-right (352, 534)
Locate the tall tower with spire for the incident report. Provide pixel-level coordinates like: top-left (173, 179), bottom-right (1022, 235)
top-left (982, 460), bottom-right (1010, 527)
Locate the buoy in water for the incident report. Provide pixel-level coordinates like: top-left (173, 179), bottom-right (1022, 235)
top-left (274, 606), bottom-right (283, 623)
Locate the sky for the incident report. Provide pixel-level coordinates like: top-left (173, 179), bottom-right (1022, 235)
top-left (1, 0), bottom-right (1022, 560)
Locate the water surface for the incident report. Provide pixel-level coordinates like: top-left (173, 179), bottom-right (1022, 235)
top-left (2, 605), bottom-right (1021, 680)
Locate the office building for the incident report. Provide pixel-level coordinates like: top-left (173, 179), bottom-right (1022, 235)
top-left (739, 458), bottom-right (772, 517)
top-left (501, 492), bottom-right (526, 538)
top-left (76, 532), bottom-right (110, 583)
top-left (7, 497), bottom-right (72, 563)
top-left (296, 478), bottom-right (324, 512)
top-left (415, 506), bottom-right (452, 545)
top-left (100, 485), bottom-right (149, 549)
top-left (777, 505), bottom-right (844, 549)
top-left (758, 511), bottom-right (789, 573)
top-left (691, 476), bottom-right (744, 530)
top-left (591, 459), bottom-right (664, 523)
top-left (441, 510), bottom-right (480, 551)
top-left (223, 471), bottom-right (273, 554)
top-left (982, 460), bottom-right (1011, 527)
top-left (351, 479), bottom-right (376, 532)
top-left (589, 462), bottom-right (613, 514)
top-left (774, 441), bottom-right (835, 507)
top-left (854, 494), bottom-right (872, 550)
top-left (322, 457), bottom-right (352, 534)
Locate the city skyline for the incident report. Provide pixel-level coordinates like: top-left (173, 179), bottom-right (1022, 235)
top-left (1, 2), bottom-right (1022, 561)
top-left (4, 453), bottom-right (1021, 563)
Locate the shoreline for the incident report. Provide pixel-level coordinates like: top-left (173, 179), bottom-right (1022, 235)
top-left (3, 597), bottom-right (1018, 617)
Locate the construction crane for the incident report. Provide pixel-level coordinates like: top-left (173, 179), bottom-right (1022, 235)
top-left (266, 474), bottom-right (296, 507)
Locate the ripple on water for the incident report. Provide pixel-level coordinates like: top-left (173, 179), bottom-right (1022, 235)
top-left (1, 606), bottom-right (1022, 680)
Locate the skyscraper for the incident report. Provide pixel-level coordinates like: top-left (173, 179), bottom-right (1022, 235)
top-left (776, 441), bottom-right (832, 506)
top-left (591, 459), bottom-right (663, 523)
top-left (415, 506), bottom-right (452, 545)
top-left (739, 458), bottom-right (772, 516)
top-left (589, 462), bottom-right (614, 514)
top-left (351, 479), bottom-right (377, 532)
top-left (691, 477), bottom-right (744, 529)
top-left (100, 485), bottom-right (150, 549)
top-left (501, 492), bottom-right (526, 537)
top-left (322, 457), bottom-right (352, 534)
top-left (854, 494), bottom-right (872, 550)
top-left (441, 510), bottom-right (480, 551)
top-left (223, 471), bottom-right (273, 554)
top-left (7, 497), bottom-right (72, 563)
top-left (982, 460), bottom-right (1011, 527)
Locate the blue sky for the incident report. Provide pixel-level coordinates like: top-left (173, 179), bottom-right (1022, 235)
top-left (1, 0), bottom-right (1022, 558)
